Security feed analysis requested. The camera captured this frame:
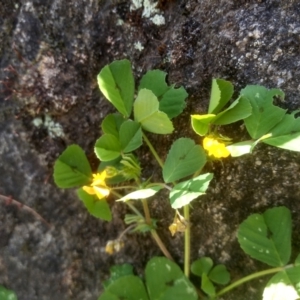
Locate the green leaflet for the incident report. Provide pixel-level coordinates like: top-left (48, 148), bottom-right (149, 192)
top-left (145, 257), bottom-right (198, 300)
top-left (241, 85), bottom-right (286, 139)
top-left (134, 89), bottom-right (174, 134)
top-left (53, 144), bottom-right (92, 188)
top-left (0, 286), bottom-right (17, 300)
top-left (117, 186), bottom-right (162, 202)
top-left (98, 59), bottom-right (134, 117)
top-left (77, 188), bottom-right (112, 221)
top-left (98, 257), bottom-right (197, 300)
top-left (237, 206), bottom-right (291, 267)
top-left (163, 138), bottom-right (206, 183)
top-left (99, 276), bottom-right (149, 300)
top-left (212, 96), bottom-right (252, 125)
top-left (101, 113), bottom-right (126, 138)
top-left (169, 173), bottom-right (213, 209)
top-left (208, 79), bottom-right (234, 114)
top-left (191, 114), bottom-right (216, 136)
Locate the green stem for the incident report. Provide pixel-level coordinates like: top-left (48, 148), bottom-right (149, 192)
top-left (216, 265), bottom-right (293, 298)
top-left (151, 229), bottom-right (174, 261)
top-left (125, 201), bottom-right (144, 218)
top-left (142, 199), bottom-right (151, 225)
top-left (183, 205), bottom-right (191, 277)
top-left (142, 132), bottom-right (164, 169)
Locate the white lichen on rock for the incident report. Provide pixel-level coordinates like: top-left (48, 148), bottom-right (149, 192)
top-left (130, 0), bottom-right (165, 26)
top-left (32, 114), bottom-right (64, 138)
top-left (134, 41), bottom-right (144, 51)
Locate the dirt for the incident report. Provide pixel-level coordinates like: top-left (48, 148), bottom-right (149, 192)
top-left (0, 1), bottom-right (300, 299)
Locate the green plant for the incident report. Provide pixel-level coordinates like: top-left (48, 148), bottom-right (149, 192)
top-left (98, 207), bottom-right (300, 300)
top-left (53, 59), bottom-right (300, 299)
top-left (0, 286), bottom-right (17, 300)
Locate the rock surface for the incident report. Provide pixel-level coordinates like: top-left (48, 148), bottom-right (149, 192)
top-left (0, 1), bottom-right (300, 299)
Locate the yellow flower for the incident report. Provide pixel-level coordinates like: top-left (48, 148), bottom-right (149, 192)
top-left (105, 240), bottom-right (124, 255)
top-left (203, 136), bottom-right (230, 158)
top-left (83, 171), bottom-right (110, 200)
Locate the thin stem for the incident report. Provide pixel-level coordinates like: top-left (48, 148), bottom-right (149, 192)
top-left (125, 201), bottom-right (144, 218)
top-left (142, 199), bottom-right (151, 225)
top-left (118, 224), bottom-right (136, 240)
top-left (112, 186), bottom-right (137, 190)
top-left (142, 132), bottom-right (164, 169)
top-left (216, 265), bottom-right (292, 297)
top-left (183, 205), bottom-right (191, 277)
top-left (0, 194), bottom-right (51, 228)
top-left (151, 229), bottom-right (174, 261)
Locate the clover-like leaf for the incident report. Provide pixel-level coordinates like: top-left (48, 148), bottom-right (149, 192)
top-left (170, 173), bottom-right (213, 209)
top-left (237, 206), bottom-right (291, 267)
top-left (208, 79), bottom-right (234, 114)
top-left (139, 70), bottom-right (188, 119)
top-left (209, 265), bottom-right (230, 285)
top-left (145, 257), bottom-right (198, 300)
top-left (241, 85), bottom-right (286, 139)
top-left (77, 188), bottom-right (112, 221)
top-left (163, 138), bottom-right (206, 183)
top-left (53, 145), bottom-right (92, 188)
top-left (134, 89), bottom-right (174, 134)
top-left (97, 59), bottom-right (134, 117)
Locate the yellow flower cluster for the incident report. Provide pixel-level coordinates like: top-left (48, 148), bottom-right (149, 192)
top-left (83, 171), bottom-right (110, 200)
top-left (203, 136), bottom-right (230, 158)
